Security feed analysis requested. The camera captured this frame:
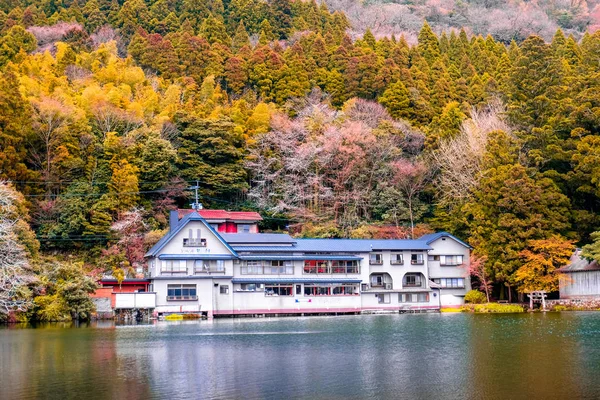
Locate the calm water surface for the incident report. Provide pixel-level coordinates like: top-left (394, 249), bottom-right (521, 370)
top-left (1, 313), bottom-right (600, 399)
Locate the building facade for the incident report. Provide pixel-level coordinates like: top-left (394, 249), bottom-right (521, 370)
top-left (144, 211), bottom-right (472, 317)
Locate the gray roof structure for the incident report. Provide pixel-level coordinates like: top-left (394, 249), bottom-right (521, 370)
top-left (419, 232), bottom-right (473, 249)
top-left (560, 249), bottom-right (600, 273)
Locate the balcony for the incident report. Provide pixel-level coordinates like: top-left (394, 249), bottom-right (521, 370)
top-left (410, 260), bottom-right (424, 265)
top-left (390, 259), bottom-right (404, 265)
top-left (183, 238), bottom-right (207, 247)
top-left (371, 283), bottom-right (393, 290)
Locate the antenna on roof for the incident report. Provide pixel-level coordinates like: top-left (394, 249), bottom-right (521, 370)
top-left (188, 180), bottom-right (203, 211)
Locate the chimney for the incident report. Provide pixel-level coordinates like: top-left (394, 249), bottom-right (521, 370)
top-left (169, 210), bottom-right (179, 232)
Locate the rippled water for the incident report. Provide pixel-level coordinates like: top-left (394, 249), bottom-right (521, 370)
top-left (2, 313), bottom-right (600, 399)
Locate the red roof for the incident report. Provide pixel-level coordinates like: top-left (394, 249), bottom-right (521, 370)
top-left (178, 209), bottom-right (262, 221)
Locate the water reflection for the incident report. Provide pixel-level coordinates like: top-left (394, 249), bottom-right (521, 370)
top-left (2, 313), bottom-right (600, 399)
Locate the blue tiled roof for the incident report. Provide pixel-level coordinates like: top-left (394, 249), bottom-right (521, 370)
top-left (220, 233), bottom-right (296, 244)
top-left (158, 254), bottom-right (236, 260)
top-left (232, 278), bottom-right (362, 284)
top-left (418, 232), bottom-right (472, 249)
top-left (233, 239), bottom-right (431, 253)
top-left (145, 212), bottom-right (238, 257)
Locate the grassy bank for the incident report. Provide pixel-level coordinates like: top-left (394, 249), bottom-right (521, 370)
top-left (441, 303), bottom-right (526, 313)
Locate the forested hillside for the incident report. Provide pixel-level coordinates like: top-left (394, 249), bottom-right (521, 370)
top-left (327, 0), bottom-right (600, 43)
top-left (2, 0), bottom-right (600, 319)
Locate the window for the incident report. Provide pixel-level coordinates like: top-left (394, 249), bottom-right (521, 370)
top-left (370, 253), bottom-right (383, 265)
top-left (265, 284), bottom-right (293, 296)
top-left (331, 260), bottom-right (359, 274)
top-left (296, 285), bottom-right (302, 295)
top-left (411, 253), bottom-right (424, 265)
top-left (264, 260), bottom-right (294, 274)
top-left (238, 224), bottom-right (251, 233)
top-left (399, 293), bottom-right (428, 303)
top-left (241, 261), bottom-right (293, 274)
top-left (303, 284), bottom-right (359, 296)
top-left (428, 255), bottom-right (440, 261)
top-left (403, 273), bottom-right (423, 287)
top-left (183, 228), bottom-right (206, 247)
top-left (433, 278), bottom-right (465, 288)
top-left (162, 260), bottom-right (186, 274)
top-left (241, 261), bottom-right (262, 274)
top-left (391, 254), bottom-right (404, 265)
top-left (303, 260), bottom-right (328, 274)
top-left (167, 284), bottom-right (197, 300)
top-left (399, 293), bottom-right (414, 303)
top-left (220, 285), bottom-right (229, 294)
top-left (239, 283), bottom-right (263, 292)
top-left (377, 294), bottom-right (390, 304)
top-left (194, 260), bottom-right (225, 273)
top-left (440, 255), bottom-right (464, 266)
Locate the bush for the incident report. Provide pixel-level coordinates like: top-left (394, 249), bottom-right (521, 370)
top-left (464, 290), bottom-right (487, 304)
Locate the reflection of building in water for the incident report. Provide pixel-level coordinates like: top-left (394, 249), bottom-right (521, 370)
top-left (95, 209), bottom-right (473, 318)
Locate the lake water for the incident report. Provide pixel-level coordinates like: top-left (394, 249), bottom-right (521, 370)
top-left (2, 313), bottom-right (600, 399)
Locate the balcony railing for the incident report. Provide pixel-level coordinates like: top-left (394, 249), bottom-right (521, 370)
top-left (411, 260), bottom-right (424, 265)
top-left (183, 238), bottom-right (207, 247)
top-left (160, 270), bottom-right (187, 275)
top-left (390, 259), bottom-right (404, 265)
top-left (403, 282), bottom-right (423, 288)
top-left (369, 283), bottom-right (393, 290)
top-left (194, 267), bottom-right (226, 274)
top-left (369, 260), bottom-right (383, 265)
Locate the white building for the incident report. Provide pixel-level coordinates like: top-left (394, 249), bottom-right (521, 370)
top-left (144, 211), bottom-right (472, 317)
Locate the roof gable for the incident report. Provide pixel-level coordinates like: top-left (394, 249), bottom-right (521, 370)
top-left (145, 212), bottom-right (238, 257)
top-left (419, 232), bottom-right (472, 249)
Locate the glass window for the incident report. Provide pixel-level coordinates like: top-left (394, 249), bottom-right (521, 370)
top-left (240, 283), bottom-right (263, 292)
top-left (162, 260), bottom-right (186, 273)
top-left (167, 284), bottom-right (197, 300)
top-left (428, 255), bottom-right (440, 261)
top-left (433, 278), bottom-right (465, 288)
top-left (441, 255), bottom-right (464, 266)
top-left (370, 253), bottom-right (383, 264)
top-left (417, 293), bottom-right (429, 302)
top-left (411, 254), bottom-right (424, 265)
top-left (220, 285), bottom-right (229, 294)
top-left (265, 284), bottom-right (293, 296)
top-left (238, 224), bottom-right (251, 233)
top-left (304, 260), bottom-right (328, 274)
top-left (391, 254), bottom-right (404, 264)
top-left (404, 274), bottom-right (422, 287)
top-left (377, 294), bottom-right (390, 304)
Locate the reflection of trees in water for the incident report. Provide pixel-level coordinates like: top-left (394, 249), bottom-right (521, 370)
top-left (469, 313), bottom-right (584, 398)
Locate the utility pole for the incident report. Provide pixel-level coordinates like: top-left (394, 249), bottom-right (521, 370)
top-left (188, 180), bottom-right (203, 211)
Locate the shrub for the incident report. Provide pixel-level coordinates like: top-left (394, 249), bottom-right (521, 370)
top-left (464, 290), bottom-right (487, 304)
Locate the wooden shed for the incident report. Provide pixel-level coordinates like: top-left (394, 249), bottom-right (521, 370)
top-left (559, 249), bottom-right (600, 299)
